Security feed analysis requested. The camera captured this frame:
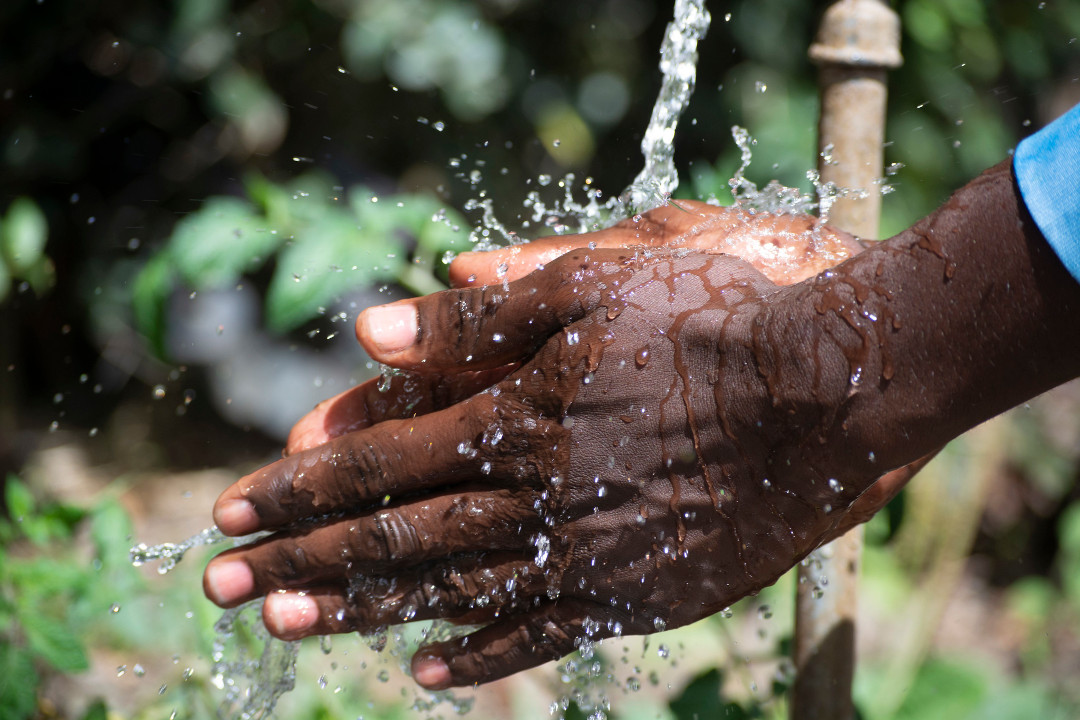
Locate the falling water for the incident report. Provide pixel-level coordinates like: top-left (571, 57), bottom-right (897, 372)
top-left (623, 0), bottom-right (712, 213)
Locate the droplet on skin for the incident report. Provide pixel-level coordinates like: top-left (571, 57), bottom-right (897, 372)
top-left (635, 347), bottom-right (650, 367)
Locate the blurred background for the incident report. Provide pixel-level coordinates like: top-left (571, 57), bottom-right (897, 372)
top-left (2, 0), bottom-right (1080, 718)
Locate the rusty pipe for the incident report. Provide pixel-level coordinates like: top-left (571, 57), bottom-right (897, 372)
top-left (791, 2), bottom-right (902, 719)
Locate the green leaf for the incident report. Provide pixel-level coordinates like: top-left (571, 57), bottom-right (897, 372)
top-left (0, 198), bottom-right (48, 275)
top-left (132, 253), bottom-right (176, 358)
top-left (273, 172), bottom-right (340, 229)
top-left (4, 477), bottom-right (34, 525)
top-left (894, 657), bottom-right (988, 720)
top-left (168, 196), bottom-right (281, 289)
top-left (0, 643), bottom-right (38, 720)
top-left (79, 699), bottom-right (108, 720)
top-left (21, 607), bottom-right (89, 672)
top-left (670, 668), bottom-right (724, 720)
top-left (416, 203), bottom-right (469, 256)
top-left (89, 499), bottom-right (134, 567)
top-left (265, 208), bottom-right (405, 333)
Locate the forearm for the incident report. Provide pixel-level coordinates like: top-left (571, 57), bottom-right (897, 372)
top-left (760, 159), bottom-right (1080, 486)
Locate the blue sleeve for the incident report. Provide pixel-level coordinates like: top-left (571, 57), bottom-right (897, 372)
top-left (1014, 103), bottom-right (1080, 283)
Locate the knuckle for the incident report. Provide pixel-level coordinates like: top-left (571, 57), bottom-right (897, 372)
top-left (370, 509), bottom-right (423, 563)
top-left (522, 613), bottom-right (576, 661)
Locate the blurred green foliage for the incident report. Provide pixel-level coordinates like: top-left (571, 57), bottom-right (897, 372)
top-left (133, 172), bottom-right (467, 354)
top-left (0, 475), bottom-right (141, 720)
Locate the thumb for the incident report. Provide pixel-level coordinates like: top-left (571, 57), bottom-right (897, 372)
top-left (356, 247), bottom-right (635, 371)
top-left (411, 600), bottom-right (599, 689)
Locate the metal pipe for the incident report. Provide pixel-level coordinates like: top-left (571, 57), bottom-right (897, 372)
top-left (791, 2), bottom-right (902, 719)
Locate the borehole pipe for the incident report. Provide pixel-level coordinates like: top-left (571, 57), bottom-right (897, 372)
top-left (791, 2), bottom-right (902, 719)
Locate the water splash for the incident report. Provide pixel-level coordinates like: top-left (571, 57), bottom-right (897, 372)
top-left (457, 0), bottom-right (711, 247)
top-left (210, 601), bottom-right (300, 720)
top-left (129, 525), bottom-right (228, 575)
top-left (727, 125), bottom-right (868, 222)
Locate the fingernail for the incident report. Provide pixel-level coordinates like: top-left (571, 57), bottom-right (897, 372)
top-left (412, 654), bottom-right (451, 689)
top-left (214, 499), bottom-right (258, 535)
top-left (264, 592), bottom-right (319, 636)
top-left (204, 560), bottom-right (254, 605)
top-left (360, 304), bottom-right (417, 354)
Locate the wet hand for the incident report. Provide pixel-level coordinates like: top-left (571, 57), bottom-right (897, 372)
top-left (204, 238), bottom-right (905, 689)
top-left (285, 201), bottom-right (859, 453)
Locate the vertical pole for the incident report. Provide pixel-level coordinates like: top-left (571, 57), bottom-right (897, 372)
top-left (791, 2), bottom-right (901, 719)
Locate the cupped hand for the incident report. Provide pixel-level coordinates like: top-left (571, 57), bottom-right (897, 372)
top-left (203, 207), bottom-right (916, 688)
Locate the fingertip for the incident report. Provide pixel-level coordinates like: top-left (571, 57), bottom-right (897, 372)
top-left (213, 498), bottom-right (259, 536)
top-left (264, 592), bottom-right (319, 639)
top-left (204, 559), bottom-right (254, 607)
top-left (356, 302), bottom-right (418, 357)
top-left (412, 652), bottom-right (453, 690)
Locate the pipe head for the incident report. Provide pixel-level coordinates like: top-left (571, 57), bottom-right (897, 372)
top-left (809, 0), bottom-right (903, 69)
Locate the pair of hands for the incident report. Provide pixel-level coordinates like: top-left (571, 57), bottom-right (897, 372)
top-left (202, 201), bottom-right (917, 689)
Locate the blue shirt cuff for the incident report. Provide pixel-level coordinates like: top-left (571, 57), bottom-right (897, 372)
top-left (1014, 103), bottom-right (1080, 283)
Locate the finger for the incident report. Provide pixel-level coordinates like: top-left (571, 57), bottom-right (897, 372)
top-left (259, 554), bottom-right (543, 640)
top-left (828, 449), bottom-right (940, 539)
top-left (203, 488), bottom-right (540, 607)
top-left (285, 365), bottom-right (516, 455)
top-left (214, 394), bottom-right (516, 535)
top-left (448, 201), bottom-right (862, 288)
top-left (355, 247), bottom-right (640, 371)
top-left (411, 599), bottom-right (604, 689)
top-left (446, 201), bottom-right (705, 288)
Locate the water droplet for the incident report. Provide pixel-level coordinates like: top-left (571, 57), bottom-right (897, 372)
top-left (755, 81), bottom-right (767, 93)
top-left (533, 534), bottom-right (551, 567)
top-left (657, 644), bottom-right (669, 659)
top-left (635, 347), bottom-right (650, 367)
top-left (152, 385), bottom-right (166, 400)
top-left (110, 603), bottom-right (121, 613)
top-left (758, 604), bottom-right (773, 620)
top-left (828, 478), bottom-right (843, 493)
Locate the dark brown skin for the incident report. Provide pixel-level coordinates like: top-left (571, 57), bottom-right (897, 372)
top-left (202, 161), bottom-right (1080, 690)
